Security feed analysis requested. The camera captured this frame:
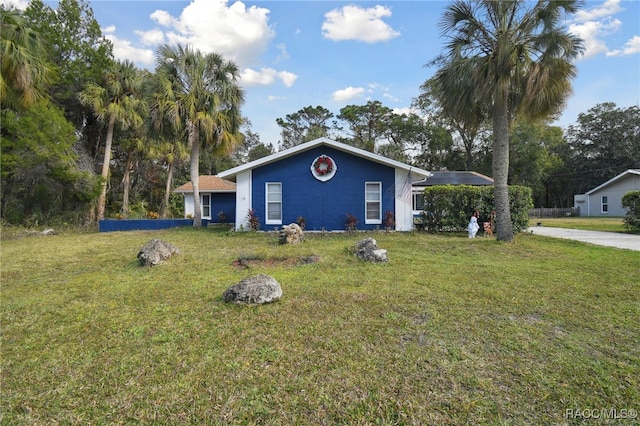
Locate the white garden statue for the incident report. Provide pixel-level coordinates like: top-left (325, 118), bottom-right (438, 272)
top-left (468, 213), bottom-right (480, 238)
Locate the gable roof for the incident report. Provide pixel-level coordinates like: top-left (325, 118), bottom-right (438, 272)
top-left (414, 171), bottom-right (493, 186)
top-left (174, 176), bottom-right (236, 193)
top-left (585, 169), bottom-right (640, 195)
top-left (217, 137), bottom-right (432, 180)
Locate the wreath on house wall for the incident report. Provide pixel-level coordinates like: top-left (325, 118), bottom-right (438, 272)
top-left (314, 155), bottom-right (333, 175)
top-left (310, 154), bottom-right (337, 181)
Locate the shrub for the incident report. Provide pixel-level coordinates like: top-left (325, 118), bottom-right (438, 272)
top-left (247, 209), bottom-right (260, 231)
top-left (384, 211), bottom-right (395, 231)
top-left (622, 190), bottom-right (640, 233)
top-left (419, 185), bottom-right (532, 233)
top-left (345, 213), bottom-right (357, 231)
top-left (296, 216), bottom-right (306, 230)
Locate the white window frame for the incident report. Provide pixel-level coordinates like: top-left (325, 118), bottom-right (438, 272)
top-left (265, 182), bottom-right (282, 225)
top-left (201, 194), bottom-right (211, 219)
top-left (412, 191), bottom-right (425, 214)
top-left (601, 195), bottom-right (608, 213)
top-left (365, 182), bottom-right (382, 225)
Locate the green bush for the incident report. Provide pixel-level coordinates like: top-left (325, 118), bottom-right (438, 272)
top-left (418, 185), bottom-right (532, 233)
top-left (622, 190), bottom-right (640, 233)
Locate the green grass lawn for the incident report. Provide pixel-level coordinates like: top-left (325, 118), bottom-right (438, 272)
top-left (1, 228), bottom-right (638, 424)
top-left (528, 217), bottom-right (628, 233)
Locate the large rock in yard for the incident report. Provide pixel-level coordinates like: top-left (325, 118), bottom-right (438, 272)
top-left (223, 274), bottom-right (282, 305)
top-left (137, 239), bottom-right (181, 266)
top-left (354, 237), bottom-right (389, 263)
top-left (279, 223), bottom-right (304, 244)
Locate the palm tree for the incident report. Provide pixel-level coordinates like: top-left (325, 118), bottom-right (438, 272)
top-left (0, 7), bottom-right (51, 111)
top-left (147, 137), bottom-right (190, 218)
top-left (79, 59), bottom-right (146, 220)
top-left (149, 44), bottom-right (244, 227)
top-left (120, 135), bottom-right (147, 217)
top-left (433, 0), bottom-right (583, 241)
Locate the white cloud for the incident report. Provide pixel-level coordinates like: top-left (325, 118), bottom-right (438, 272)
top-left (383, 92), bottom-right (399, 103)
top-left (157, 0), bottom-right (274, 67)
top-left (275, 43), bottom-right (289, 62)
top-left (240, 67), bottom-right (298, 87)
top-left (570, 19), bottom-right (621, 59)
top-left (135, 29), bottom-right (165, 46)
top-left (103, 0), bottom-right (273, 69)
top-left (607, 35), bottom-right (640, 56)
top-left (277, 71), bottom-right (297, 87)
top-left (150, 10), bottom-right (176, 27)
top-left (575, 0), bottom-right (622, 22)
top-left (391, 107), bottom-right (414, 116)
top-left (569, 0), bottom-right (639, 60)
top-left (0, 0), bottom-right (29, 10)
top-left (104, 31), bottom-right (155, 67)
top-left (322, 5), bottom-right (400, 43)
top-left (368, 82), bottom-right (391, 92)
top-left (332, 86), bottom-right (366, 102)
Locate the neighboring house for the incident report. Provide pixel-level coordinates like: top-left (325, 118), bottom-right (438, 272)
top-left (574, 169), bottom-right (640, 217)
top-left (201, 137), bottom-right (432, 231)
top-left (411, 171), bottom-right (494, 214)
top-left (174, 175), bottom-right (236, 224)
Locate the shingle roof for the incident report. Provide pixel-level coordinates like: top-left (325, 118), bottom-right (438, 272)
top-left (414, 171), bottom-right (493, 186)
top-left (174, 176), bottom-right (236, 193)
top-left (585, 169), bottom-right (640, 195)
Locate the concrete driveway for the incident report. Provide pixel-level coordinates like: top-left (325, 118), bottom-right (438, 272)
top-left (527, 226), bottom-right (640, 251)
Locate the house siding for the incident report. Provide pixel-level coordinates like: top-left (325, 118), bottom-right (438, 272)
top-left (584, 174), bottom-right (640, 216)
top-left (183, 192), bottom-right (236, 223)
top-left (249, 146), bottom-right (395, 231)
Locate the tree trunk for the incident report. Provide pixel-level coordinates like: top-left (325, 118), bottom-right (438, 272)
top-left (462, 133), bottom-right (473, 171)
top-left (121, 148), bottom-right (134, 217)
top-left (492, 94), bottom-right (514, 242)
top-left (189, 123), bottom-right (202, 227)
top-left (161, 160), bottom-right (175, 219)
top-left (97, 114), bottom-right (116, 220)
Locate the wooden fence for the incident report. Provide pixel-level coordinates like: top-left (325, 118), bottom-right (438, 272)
top-left (528, 207), bottom-right (579, 218)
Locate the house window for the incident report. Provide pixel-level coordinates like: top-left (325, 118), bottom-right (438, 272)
top-left (266, 182), bottom-right (282, 224)
top-left (413, 191), bottom-right (425, 212)
top-left (365, 182), bottom-right (382, 224)
top-left (601, 196), bottom-right (608, 213)
top-left (202, 194), bottom-right (211, 218)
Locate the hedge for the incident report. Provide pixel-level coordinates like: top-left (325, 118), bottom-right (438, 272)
top-left (415, 185), bottom-right (533, 234)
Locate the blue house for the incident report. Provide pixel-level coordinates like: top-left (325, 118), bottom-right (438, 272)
top-left (174, 175), bottom-right (237, 224)
top-left (210, 138), bottom-right (431, 231)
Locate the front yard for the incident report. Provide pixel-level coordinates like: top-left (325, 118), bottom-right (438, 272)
top-left (1, 228), bottom-right (637, 424)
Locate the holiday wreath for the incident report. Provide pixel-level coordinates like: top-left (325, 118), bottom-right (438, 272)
top-left (313, 155), bottom-right (333, 176)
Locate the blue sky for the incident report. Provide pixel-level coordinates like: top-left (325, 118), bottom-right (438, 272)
top-left (5, 0), bottom-right (640, 148)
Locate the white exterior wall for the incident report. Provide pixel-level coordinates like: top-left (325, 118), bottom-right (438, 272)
top-left (395, 169), bottom-right (415, 231)
top-left (234, 170), bottom-right (252, 229)
top-left (182, 193), bottom-right (213, 219)
top-left (574, 194), bottom-right (587, 216)
top-left (183, 193), bottom-right (195, 218)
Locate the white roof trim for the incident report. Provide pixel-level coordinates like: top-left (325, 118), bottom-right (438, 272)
top-left (218, 137), bottom-right (432, 180)
top-left (585, 169), bottom-right (640, 195)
